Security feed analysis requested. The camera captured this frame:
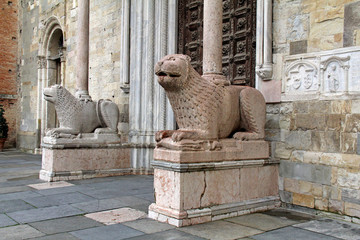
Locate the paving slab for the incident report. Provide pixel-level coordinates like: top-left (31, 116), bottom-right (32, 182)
top-left (126, 229), bottom-right (207, 240)
top-left (70, 223), bottom-right (145, 240)
top-left (71, 198), bottom-right (131, 213)
top-left (22, 195), bottom-right (62, 208)
top-left (28, 233), bottom-right (80, 240)
top-left (294, 218), bottom-right (360, 240)
top-left (28, 181), bottom-right (74, 190)
top-left (225, 213), bottom-right (298, 231)
top-left (84, 208), bottom-right (147, 225)
top-left (23, 192), bottom-right (95, 208)
top-left (0, 190), bottom-right (42, 202)
top-left (251, 226), bottom-right (341, 240)
top-left (28, 216), bottom-right (103, 235)
top-left (0, 224), bottom-right (45, 240)
top-left (0, 199), bottom-right (35, 213)
top-left (36, 185), bottom-right (93, 196)
top-left (122, 218), bottom-right (175, 234)
top-left (178, 220), bottom-right (263, 240)
top-left (7, 205), bottom-right (85, 224)
top-left (76, 188), bottom-right (130, 199)
top-left (134, 193), bottom-right (155, 202)
top-left (0, 213), bottom-right (18, 227)
top-left (0, 185), bottom-right (31, 194)
top-left (130, 203), bottom-right (151, 214)
top-left (262, 208), bottom-right (316, 222)
top-left (78, 186), bottom-right (153, 200)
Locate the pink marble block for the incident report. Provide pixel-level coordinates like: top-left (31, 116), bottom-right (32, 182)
top-left (150, 161), bottom-right (280, 226)
top-left (40, 147), bottom-right (131, 181)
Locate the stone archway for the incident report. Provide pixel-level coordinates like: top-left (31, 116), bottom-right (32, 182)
top-left (35, 17), bottom-right (65, 153)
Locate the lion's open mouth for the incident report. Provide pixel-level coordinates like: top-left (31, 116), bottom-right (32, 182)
top-left (156, 71), bottom-right (181, 78)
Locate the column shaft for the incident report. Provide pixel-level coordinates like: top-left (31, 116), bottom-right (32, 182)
top-left (76, 0), bottom-right (91, 99)
top-left (203, 0), bottom-right (223, 75)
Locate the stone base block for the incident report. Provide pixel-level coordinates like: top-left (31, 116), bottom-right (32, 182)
top-left (40, 147), bottom-right (131, 182)
top-left (149, 139), bottom-right (279, 226)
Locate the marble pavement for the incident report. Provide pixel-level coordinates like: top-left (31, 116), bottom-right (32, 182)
top-left (0, 150), bottom-right (359, 240)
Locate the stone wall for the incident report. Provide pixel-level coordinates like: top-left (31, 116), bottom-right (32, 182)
top-left (272, 0), bottom-right (360, 220)
top-left (17, 0), bottom-right (127, 151)
top-left (0, 0), bottom-right (19, 148)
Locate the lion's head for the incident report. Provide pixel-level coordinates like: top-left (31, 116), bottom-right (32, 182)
top-left (43, 85), bottom-right (63, 104)
top-left (154, 54), bottom-right (192, 91)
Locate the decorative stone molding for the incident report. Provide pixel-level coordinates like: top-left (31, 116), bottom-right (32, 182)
top-left (125, 0), bottom-right (177, 171)
top-left (37, 16), bottom-right (65, 153)
top-left (282, 47), bottom-right (358, 101)
top-left (255, 0), bottom-right (273, 81)
top-left (255, 0), bottom-right (280, 103)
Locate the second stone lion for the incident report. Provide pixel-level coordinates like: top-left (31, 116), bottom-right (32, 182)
top-left (154, 54), bottom-right (266, 142)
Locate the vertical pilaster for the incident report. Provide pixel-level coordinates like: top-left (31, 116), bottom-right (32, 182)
top-left (128, 0), bottom-right (177, 172)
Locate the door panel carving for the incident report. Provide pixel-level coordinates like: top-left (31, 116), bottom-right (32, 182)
top-left (178, 0), bottom-right (256, 86)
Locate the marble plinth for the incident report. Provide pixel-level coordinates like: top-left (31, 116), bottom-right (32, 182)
top-left (40, 135), bottom-right (131, 181)
top-left (149, 139), bottom-right (280, 227)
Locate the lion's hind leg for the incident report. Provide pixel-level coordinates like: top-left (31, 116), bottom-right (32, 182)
top-left (233, 87), bottom-right (266, 141)
top-left (97, 100), bottom-right (120, 133)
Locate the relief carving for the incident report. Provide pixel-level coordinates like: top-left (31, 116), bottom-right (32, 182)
top-left (285, 60), bottom-right (318, 92)
top-left (321, 56), bottom-right (350, 93)
top-left (154, 54), bottom-right (266, 145)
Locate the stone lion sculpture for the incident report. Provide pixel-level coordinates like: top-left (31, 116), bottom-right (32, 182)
top-left (154, 54), bottom-right (266, 142)
top-left (43, 85), bottom-right (119, 137)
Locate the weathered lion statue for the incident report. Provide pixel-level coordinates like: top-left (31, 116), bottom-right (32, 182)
top-left (154, 54), bottom-right (266, 142)
top-left (43, 85), bottom-right (119, 137)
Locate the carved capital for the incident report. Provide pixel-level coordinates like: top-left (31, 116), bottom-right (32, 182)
top-left (58, 47), bottom-right (66, 62)
top-left (37, 56), bottom-right (47, 69)
top-left (256, 63), bottom-right (273, 80)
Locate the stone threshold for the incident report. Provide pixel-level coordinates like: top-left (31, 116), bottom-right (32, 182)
top-left (149, 196), bottom-right (281, 227)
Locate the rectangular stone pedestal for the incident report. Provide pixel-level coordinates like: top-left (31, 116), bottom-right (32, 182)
top-left (40, 147), bottom-right (131, 182)
top-left (149, 139), bottom-right (280, 227)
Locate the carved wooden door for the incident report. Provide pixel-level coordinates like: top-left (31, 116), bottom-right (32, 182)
top-left (178, 0), bottom-right (256, 87)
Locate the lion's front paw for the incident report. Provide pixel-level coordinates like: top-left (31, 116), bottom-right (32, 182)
top-left (47, 129), bottom-right (60, 138)
top-left (155, 130), bottom-right (174, 142)
top-left (172, 131), bottom-right (186, 142)
top-left (233, 132), bottom-right (264, 141)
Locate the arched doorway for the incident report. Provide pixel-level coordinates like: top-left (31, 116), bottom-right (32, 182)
top-left (35, 17), bottom-right (65, 153)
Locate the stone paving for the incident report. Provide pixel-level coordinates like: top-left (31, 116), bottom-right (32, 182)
top-left (0, 150), bottom-right (360, 240)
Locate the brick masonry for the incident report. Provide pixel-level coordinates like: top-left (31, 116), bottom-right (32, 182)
top-left (0, 0), bottom-right (19, 148)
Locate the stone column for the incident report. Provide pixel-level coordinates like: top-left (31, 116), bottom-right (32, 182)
top-left (75, 0), bottom-right (91, 100)
top-left (36, 56), bottom-right (46, 154)
top-left (202, 0), bottom-right (226, 83)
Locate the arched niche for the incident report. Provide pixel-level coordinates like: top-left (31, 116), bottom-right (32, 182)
top-left (35, 17), bottom-right (66, 152)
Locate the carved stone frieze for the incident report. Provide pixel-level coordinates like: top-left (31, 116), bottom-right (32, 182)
top-left (282, 47), bottom-right (360, 101)
top-left (285, 60), bottom-right (318, 93)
